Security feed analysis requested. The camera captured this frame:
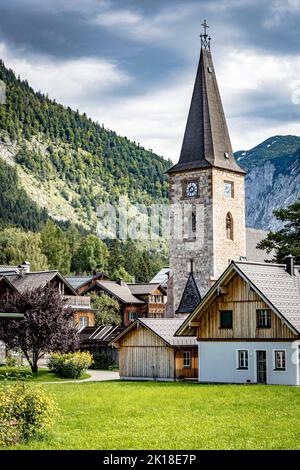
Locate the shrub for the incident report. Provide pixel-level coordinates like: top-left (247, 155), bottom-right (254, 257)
top-left (5, 357), bottom-right (17, 367)
top-left (90, 352), bottom-right (117, 370)
top-left (48, 351), bottom-right (93, 379)
top-left (0, 383), bottom-right (57, 446)
top-left (0, 367), bottom-right (33, 381)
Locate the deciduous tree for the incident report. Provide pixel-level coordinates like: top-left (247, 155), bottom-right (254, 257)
top-left (0, 286), bottom-right (78, 373)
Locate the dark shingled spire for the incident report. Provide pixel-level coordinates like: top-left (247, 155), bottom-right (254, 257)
top-left (176, 271), bottom-right (201, 314)
top-left (168, 31), bottom-right (245, 174)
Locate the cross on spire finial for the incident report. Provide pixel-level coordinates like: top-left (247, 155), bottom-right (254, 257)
top-left (200, 19), bottom-right (211, 50)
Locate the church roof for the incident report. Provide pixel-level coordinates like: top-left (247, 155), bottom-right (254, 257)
top-left (176, 272), bottom-right (201, 314)
top-left (167, 47), bottom-right (245, 175)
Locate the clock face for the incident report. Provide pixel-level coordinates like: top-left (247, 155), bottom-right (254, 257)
top-left (186, 181), bottom-right (198, 198)
top-left (224, 181), bottom-right (234, 198)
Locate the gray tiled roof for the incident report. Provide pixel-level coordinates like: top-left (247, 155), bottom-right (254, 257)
top-left (127, 283), bottom-right (163, 295)
top-left (235, 261), bottom-right (300, 333)
top-left (97, 281), bottom-right (144, 304)
top-left (4, 271), bottom-right (58, 293)
top-left (65, 276), bottom-right (94, 289)
top-left (150, 268), bottom-right (170, 288)
top-left (140, 318), bottom-right (197, 346)
top-left (0, 265), bottom-right (19, 274)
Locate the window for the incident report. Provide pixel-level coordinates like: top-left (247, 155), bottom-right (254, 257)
top-left (192, 210), bottom-right (196, 233)
top-left (257, 309), bottom-right (271, 328)
top-left (274, 350), bottom-right (286, 370)
top-left (129, 311), bottom-right (138, 322)
top-left (237, 350), bottom-right (248, 369)
top-left (183, 351), bottom-right (191, 368)
top-left (58, 282), bottom-right (65, 295)
top-left (79, 316), bottom-right (88, 328)
top-left (226, 213), bottom-right (233, 240)
top-left (220, 310), bottom-right (233, 329)
top-left (224, 181), bottom-right (234, 198)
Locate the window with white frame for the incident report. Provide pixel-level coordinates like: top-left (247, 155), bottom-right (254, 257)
top-left (237, 350), bottom-right (248, 369)
top-left (183, 351), bottom-right (191, 368)
top-left (79, 316), bottom-right (88, 328)
top-left (274, 350), bottom-right (286, 370)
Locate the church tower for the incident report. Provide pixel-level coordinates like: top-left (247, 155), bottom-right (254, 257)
top-left (167, 22), bottom-right (246, 314)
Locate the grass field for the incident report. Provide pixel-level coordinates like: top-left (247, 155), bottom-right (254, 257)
top-left (0, 367), bottom-right (90, 382)
top-left (5, 381), bottom-right (300, 450)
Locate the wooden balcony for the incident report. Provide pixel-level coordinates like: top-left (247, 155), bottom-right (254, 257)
top-left (62, 295), bottom-right (91, 309)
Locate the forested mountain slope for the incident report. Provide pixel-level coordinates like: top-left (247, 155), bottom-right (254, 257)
top-left (0, 59), bottom-right (170, 230)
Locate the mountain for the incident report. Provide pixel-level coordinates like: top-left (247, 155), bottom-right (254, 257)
top-left (0, 59), bottom-right (299, 235)
top-left (0, 59), bottom-right (170, 232)
top-left (235, 136), bottom-right (300, 231)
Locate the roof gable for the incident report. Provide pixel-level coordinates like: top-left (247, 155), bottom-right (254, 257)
top-left (111, 318), bottom-right (197, 347)
top-left (4, 271), bottom-right (77, 295)
top-left (176, 261), bottom-right (300, 337)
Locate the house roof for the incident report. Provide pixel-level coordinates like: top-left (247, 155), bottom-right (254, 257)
top-left (65, 275), bottom-right (95, 289)
top-left (79, 325), bottom-right (124, 343)
top-left (4, 271), bottom-right (77, 295)
top-left (150, 268), bottom-right (170, 288)
top-left (0, 265), bottom-right (19, 274)
top-left (167, 47), bottom-right (244, 175)
top-left (235, 261), bottom-right (300, 333)
top-left (95, 281), bottom-right (144, 304)
top-left (65, 273), bottom-right (110, 290)
top-left (176, 261), bottom-right (300, 337)
top-left (127, 283), bottom-right (166, 296)
top-left (111, 318), bottom-right (197, 347)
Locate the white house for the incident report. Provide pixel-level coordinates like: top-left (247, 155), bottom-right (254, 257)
top-left (176, 257), bottom-right (300, 386)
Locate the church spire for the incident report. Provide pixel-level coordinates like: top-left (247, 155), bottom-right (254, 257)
top-left (168, 22), bottom-right (245, 174)
top-left (175, 261), bottom-right (202, 315)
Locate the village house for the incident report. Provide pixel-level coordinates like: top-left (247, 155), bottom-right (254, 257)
top-left (79, 279), bottom-right (166, 327)
top-left (176, 257), bottom-right (300, 385)
top-left (65, 272), bottom-right (110, 295)
top-left (0, 263), bottom-right (95, 328)
top-left (111, 318), bottom-right (198, 381)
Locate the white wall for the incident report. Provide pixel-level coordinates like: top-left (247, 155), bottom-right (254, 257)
top-left (199, 341), bottom-right (300, 386)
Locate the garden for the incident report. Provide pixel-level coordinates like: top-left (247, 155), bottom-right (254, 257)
top-left (2, 380), bottom-right (300, 450)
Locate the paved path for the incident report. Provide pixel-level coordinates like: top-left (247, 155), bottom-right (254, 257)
top-left (45, 369), bottom-right (120, 384)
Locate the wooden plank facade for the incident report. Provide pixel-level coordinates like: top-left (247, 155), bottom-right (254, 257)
top-left (118, 327), bottom-right (175, 380)
top-left (115, 322), bottom-right (198, 380)
top-left (194, 274), bottom-right (296, 340)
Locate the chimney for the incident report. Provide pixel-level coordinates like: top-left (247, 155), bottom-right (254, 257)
top-left (117, 278), bottom-right (125, 286)
top-left (18, 261), bottom-right (30, 274)
top-left (285, 254), bottom-right (295, 276)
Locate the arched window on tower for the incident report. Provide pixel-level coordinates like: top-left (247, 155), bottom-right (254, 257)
top-left (226, 212), bottom-right (233, 240)
top-left (192, 210), bottom-right (196, 234)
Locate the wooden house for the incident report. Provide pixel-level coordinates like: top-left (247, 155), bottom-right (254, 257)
top-left (82, 280), bottom-right (166, 326)
top-left (0, 266), bottom-right (95, 328)
top-left (176, 258), bottom-right (300, 385)
top-left (66, 273), bottom-right (110, 295)
top-left (111, 318), bottom-right (198, 381)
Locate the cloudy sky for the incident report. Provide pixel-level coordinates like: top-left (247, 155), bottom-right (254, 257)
top-left (1, 0), bottom-right (300, 161)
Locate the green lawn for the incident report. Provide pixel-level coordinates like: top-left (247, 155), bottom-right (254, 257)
top-left (5, 381), bottom-right (300, 450)
top-left (0, 367), bottom-right (90, 382)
